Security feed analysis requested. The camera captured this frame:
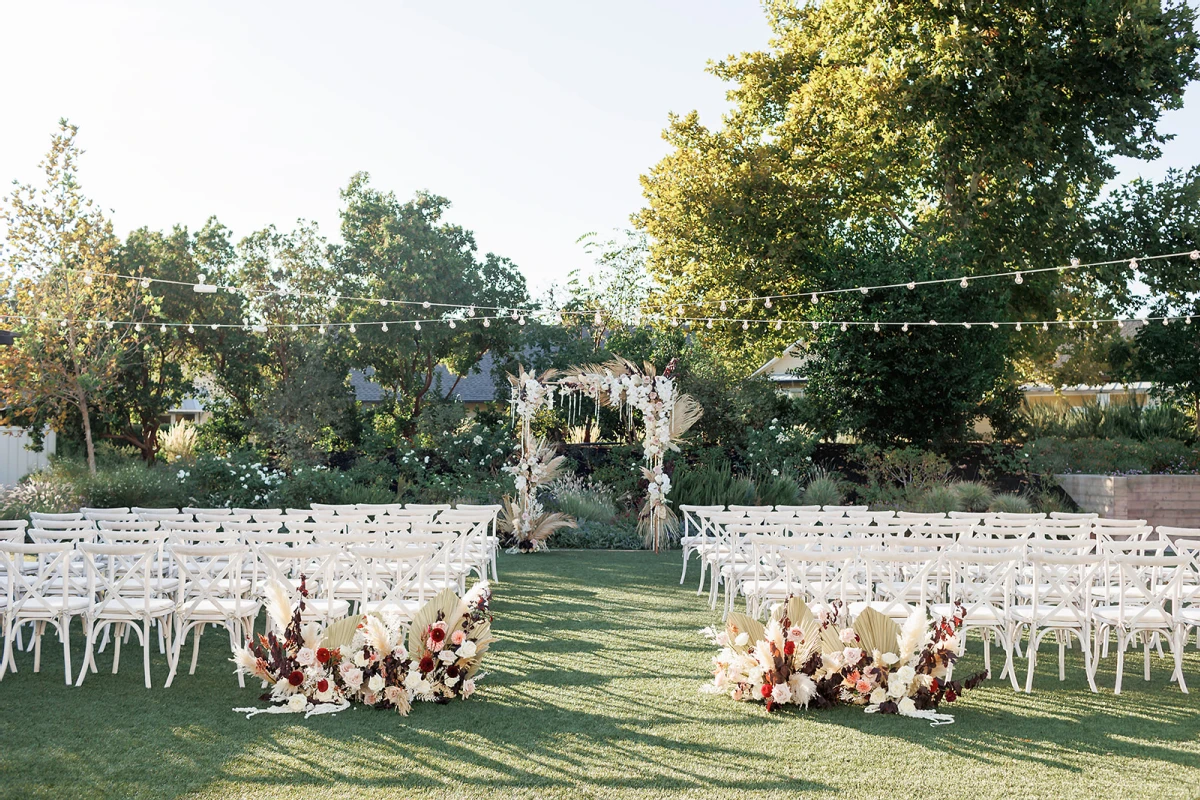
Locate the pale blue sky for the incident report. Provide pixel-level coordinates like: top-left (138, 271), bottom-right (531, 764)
top-left (2, 1), bottom-right (1196, 295)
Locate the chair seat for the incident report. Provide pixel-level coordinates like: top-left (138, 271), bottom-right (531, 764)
top-left (92, 597), bottom-right (176, 617)
top-left (301, 599), bottom-right (350, 618)
top-left (12, 595), bottom-right (90, 614)
top-left (930, 602), bottom-right (1004, 624)
top-left (117, 577), bottom-right (181, 594)
top-left (1093, 606), bottom-right (1173, 626)
top-left (181, 598), bottom-right (260, 618)
top-left (1009, 605), bottom-right (1086, 626)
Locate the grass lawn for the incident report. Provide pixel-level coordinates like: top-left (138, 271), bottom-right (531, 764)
top-left (2, 550), bottom-right (1199, 799)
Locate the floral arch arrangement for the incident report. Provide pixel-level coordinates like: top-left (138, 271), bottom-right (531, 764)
top-left (503, 357), bottom-right (702, 553)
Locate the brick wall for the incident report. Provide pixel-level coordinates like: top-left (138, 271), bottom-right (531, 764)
top-left (1055, 474), bottom-right (1200, 529)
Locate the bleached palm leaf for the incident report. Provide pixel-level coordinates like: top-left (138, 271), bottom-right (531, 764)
top-left (819, 623), bottom-right (846, 656)
top-left (406, 589), bottom-right (462, 657)
top-left (668, 393), bottom-right (703, 442)
top-left (363, 614), bottom-right (394, 654)
top-left (725, 612), bottom-right (766, 653)
top-left (852, 608), bottom-right (902, 657)
top-left (525, 511), bottom-right (577, 543)
top-left (319, 615), bottom-right (362, 650)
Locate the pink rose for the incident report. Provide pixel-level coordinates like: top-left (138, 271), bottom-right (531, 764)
top-left (461, 678), bottom-right (476, 699)
top-left (384, 686), bottom-right (404, 705)
top-left (855, 679), bottom-right (872, 694)
top-left (842, 647), bottom-right (863, 665)
top-left (341, 666), bottom-right (363, 690)
top-left (451, 630), bottom-right (466, 646)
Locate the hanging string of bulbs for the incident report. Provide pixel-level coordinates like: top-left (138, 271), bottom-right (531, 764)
top-left (57, 250), bottom-right (1200, 321)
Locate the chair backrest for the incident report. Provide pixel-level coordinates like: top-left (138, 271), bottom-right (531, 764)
top-left (284, 521), bottom-right (346, 537)
top-left (1157, 526), bottom-right (1200, 545)
top-left (30, 511), bottom-right (83, 522)
top-left (197, 513), bottom-right (252, 525)
top-left (137, 512), bottom-right (193, 523)
top-left (316, 530), bottom-right (388, 547)
top-left (994, 512), bottom-right (1047, 522)
top-left (166, 530), bottom-right (241, 546)
top-left (1094, 525), bottom-right (1154, 543)
top-left (0, 520), bottom-right (28, 535)
top-left (97, 520), bottom-right (161, 534)
top-left (1033, 519), bottom-right (1092, 541)
top-left (310, 503), bottom-right (358, 514)
top-left (256, 544), bottom-right (343, 623)
top-left (1049, 511), bottom-right (1098, 521)
top-left (0, 541), bottom-right (81, 606)
top-left (81, 509), bottom-right (135, 522)
top-left (1026, 551), bottom-right (1102, 626)
top-left (172, 544), bottom-right (254, 613)
top-left (232, 508), bottom-right (283, 517)
top-left (183, 507), bottom-right (234, 516)
top-left (1107, 553), bottom-right (1188, 627)
top-left (81, 506), bottom-right (131, 513)
top-left (131, 506), bottom-right (181, 515)
top-left (27, 528), bottom-right (97, 544)
top-left (354, 503), bottom-right (406, 516)
top-left (224, 521), bottom-right (284, 537)
top-left (948, 511), bottom-right (995, 522)
top-left (28, 518), bottom-right (96, 531)
top-left (727, 505), bottom-right (772, 513)
top-left (973, 524), bottom-right (1035, 542)
top-left (772, 505), bottom-right (821, 513)
top-left (245, 530), bottom-right (315, 547)
top-left (159, 521), bottom-right (223, 534)
top-left (77, 541), bottom-right (164, 616)
top-left (821, 505), bottom-right (868, 514)
top-left (894, 511), bottom-right (948, 522)
top-left (1092, 518), bottom-right (1148, 529)
top-left (859, 548), bottom-right (943, 616)
top-left (944, 548), bottom-right (1020, 616)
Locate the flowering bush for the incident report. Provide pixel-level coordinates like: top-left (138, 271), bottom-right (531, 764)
top-left (704, 598), bottom-right (986, 724)
top-left (233, 580), bottom-right (493, 718)
top-left (742, 418), bottom-right (819, 475)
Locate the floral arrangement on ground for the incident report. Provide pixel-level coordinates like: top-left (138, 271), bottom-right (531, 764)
top-left (702, 598), bottom-right (987, 725)
top-left (232, 580), bottom-right (493, 718)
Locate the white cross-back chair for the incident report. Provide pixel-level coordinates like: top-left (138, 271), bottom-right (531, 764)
top-left (183, 507), bottom-right (234, 517)
top-left (75, 542), bottom-right (175, 688)
top-left (30, 512), bottom-right (84, 523)
top-left (0, 542), bottom-right (88, 684)
top-left (137, 512), bottom-right (193, 524)
top-left (678, 504), bottom-right (726, 586)
top-left (934, 548), bottom-right (1022, 688)
top-left (1011, 550), bottom-right (1101, 693)
top-left (165, 544), bottom-right (259, 688)
top-left (28, 519), bottom-right (95, 532)
top-left (1091, 553), bottom-right (1189, 695)
top-left (256, 545), bottom-right (350, 630)
top-left (852, 549), bottom-right (942, 622)
top-left (354, 537), bottom-right (457, 622)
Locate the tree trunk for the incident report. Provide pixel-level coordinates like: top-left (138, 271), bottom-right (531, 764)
top-left (76, 388), bottom-right (96, 476)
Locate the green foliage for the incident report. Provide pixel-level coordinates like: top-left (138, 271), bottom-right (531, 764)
top-left (742, 418), bottom-right (818, 475)
top-left (0, 469), bottom-right (82, 519)
top-left (1020, 398), bottom-right (1196, 444)
top-left (671, 460), bottom-right (756, 507)
top-left (919, 485), bottom-right (963, 514)
top-left (80, 461), bottom-right (189, 509)
top-left (752, 474), bottom-right (803, 507)
top-left (549, 476), bottom-right (619, 523)
top-left (1031, 490), bottom-right (1076, 515)
top-left (989, 493), bottom-right (1034, 514)
top-left (953, 482), bottom-right (995, 513)
top-left (801, 475), bottom-right (844, 508)
top-left (547, 520), bottom-right (644, 550)
top-left (1020, 436), bottom-right (1200, 477)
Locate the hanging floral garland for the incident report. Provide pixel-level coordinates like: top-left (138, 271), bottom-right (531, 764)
top-left (505, 358), bottom-right (702, 553)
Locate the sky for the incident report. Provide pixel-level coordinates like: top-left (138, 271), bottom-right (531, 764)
top-left (1, 1), bottom-right (1197, 297)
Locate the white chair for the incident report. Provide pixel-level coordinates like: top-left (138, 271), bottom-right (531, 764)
top-left (934, 548), bottom-right (1021, 688)
top-left (183, 507), bottom-right (234, 517)
top-left (895, 511), bottom-right (948, 522)
top-left (0, 542), bottom-right (88, 684)
top-left (1091, 553), bottom-right (1189, 694)
top-left (1049, 512), bottom-right (1098, 521)
top-left (821, 505), bottom-right (869, 514)
top-left (28, 519), bottom-right (95, 532)
top-left (1011, 550), bottom-right (1100, 693)
top-left (0, 520), bottom-right (28, 539)
top-left (678, 504), bottom-right (727, 586)
top-left (851, 549), bottom-right (941, 622)
top-left (30, 512), bottom-right (84, 523)
top-left (256, 545), bottom-right (350, 629)
top-left (773, 505), bottom-right (821, 514)
top-left (75, 542), bottom-right (174, 688)
top-left (81, 509), bottom-right (135, 523)
top-left (165, 544), bottom-right (259, 688)
top-left (131, 507), bottom-right (180, 515)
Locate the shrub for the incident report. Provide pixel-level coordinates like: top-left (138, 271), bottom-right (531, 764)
top-left (803, 475), bottom-right (844, 508)
top-left (549, 476), bottom-right (618, 523)
top-left (82, 462), bottom-right (188, 509)
top-left (1032, 490), bottom-right (1074, 515)
top-left (754, 474), bottom-right (803, 507)
top-left (158, 421), bottom-right (198, 463)
top-left (919, 484), bottom-right (962, 514)
top-left (742, 420), bottom-right (819, 475)
top-left (856, 445), bottom-right (952, 507)
top-left (989, 493), bottom-right (1033, 513)
top-left (672, 460), bottom-right (756, 507)
top-left (1020, 436), bottom-right (1200, 477)
top-left (548, 519), bottom-right (643, 549)
top-left (1020, 397), bottom-right (1195, 444)
top-left (0, 469), bottom-right (81, 519)
top-left (953, 481), bottom-right (994, 513)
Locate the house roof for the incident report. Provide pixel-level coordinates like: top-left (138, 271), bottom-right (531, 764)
top-left (350, 351), bottom-right (504, 404)
top-left (0, 330), bottom-right (13, 346)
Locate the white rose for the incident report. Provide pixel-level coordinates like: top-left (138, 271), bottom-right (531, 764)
top-left (287, 693), bottom-right (307, 712)
top-left (881, 652), bottom-right (900, 666)
top-left (353, 651), bottom-right (369, 667)
top-left (368, 674), bottom-right (386, 693)
top-left (456, 640), bottom-right (478, 659)
top-left (770, 683), bottom-right (792, 704)
top-left (897, 697), bottom-right (917, 715)
top-left (869, 688), bottom-right (888, 705)
top-left (295, 648), bottom-right (316, 667)
top-left (439, 650), bottom-right (457, 664)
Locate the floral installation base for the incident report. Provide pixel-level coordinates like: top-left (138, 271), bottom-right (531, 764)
top-left (703, 598), bottom-right (987, 726)
top-left (232, 579), bottom-right (494, 719)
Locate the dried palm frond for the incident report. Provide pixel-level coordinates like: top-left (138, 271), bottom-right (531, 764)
top-left (897, 605), bottom-right (928, 663)
top-left (406, 589), bottom-right (462, 657)
top-left (668, 393), bottom-right (703, 444)
top-left (526, 511), bottom-right (577, 544)
top-left (637, 491), bottom-right (678, 549)
top-left (319, 615), bottom-right (362, 650)
top-left (852, 608), bottom-right (902, 657)
top-left (363, 614), bottom-right (394, 655)
top-left (450, 581), bottom-right (491, 632)
top-left (725, 612), bottom-right (766, 653)
top-left (507, 365), bottom-right (561, 390)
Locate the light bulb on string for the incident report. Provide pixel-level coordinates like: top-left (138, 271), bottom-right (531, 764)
top-left (1185, 316), bottom-right (1192, 324)
top-left (349, 324), bottom-right (356, 334)
top-left (906, 282), bottom-right (915, 290)
top-left (873, 322), bottom-right (880, 332)
top-left (1069, 257), bottom-right (1080, 267)
top-left (134, 323), bottom-right (143, 332)
top-left (140, 278), bottom-right (150, 289)
top-left (810, 321), bottom-right (819, 330)
top-left (106, 322), bottom-right (114, 330)
top-left (741, 320), bottom-right (749, 330)
top-left (839, 322), bottom-right (847, 331)
top-left (1190, 251), bottom-right (1199, 261)
top-left (960, 277), bottom-right (969, 288)
top-left (187, 324), bottom-right (195, 334)
top-left (319, 324), bottom-right (326, 334)
top-left (381, 322), bottom-right (389, 332)
top-left (774, 319), bottom-right (782, 330)
top-left (1042, 322), bottom-right (1049, 331)
top-left (467, 306), bottom-right (476, 317)
top-left (810, 293), bottom-right (818, 304)
top-left (414, 321), bottom-right (422, 331)
top-left (593, 311), bottom-right (602, 326)
top-left (483, 318), bottom-right (491, 328)
top-left (706, 319), bottom-right (714, 329)
top-left (378, 298), bottom-right (387, 306)
top-left (1068, 320), bottom-right (1075, 329)
top-left (991, 322), bottom-right (999, 329)
top-left (1129, 258), bottom-right (1139, 269)
top-left (159, 324), bottom-right (167, 333)
top-left (930, 319), bottom-right (938, 326)
top-left (901, 323), bottom-right (909, 332)
top-left (1014, 272), bottom-right (1023, 284)
top-left (422, 301), bottom-right (431, 309)
top-left (859, 287), bottom-right (869, 295)
top-left (1015, 322), bottom-right (1022, 331)
top-left (1163, 317), bottom-right (1170, 326)
top-left (85, 321), bottom-right (93, 330)
top-left (511, 309), bottom-right (519, 321)
top-left (671, 318), bottom-right (679, 327)
top-left (210, 324), bottom-right (218, 331)
top-left (963, 322), bottom-right (971, 329)
top-left (290, 324), bottom-right (298, 332)
top-left (1091, 321), bottom-right (1098, 329)
top-left (764, 297), bottom-right (772, 308)
top-left (83, 272), bottom-right (93, 285)
top-left (448, 320), bottom-right (456, 329)
top-left (719, 300), bottom-right (727, 312)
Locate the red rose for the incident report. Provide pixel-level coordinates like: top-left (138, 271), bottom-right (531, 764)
top-left (945, 688), bottom-right (958, 702)
top-left (419, 654), bottom-right (436, 673)
top-left (316, 648), bottom-right (330, 664)
top-left (317, 679), bottom-right (329, 693)
top-left (930, 678), bottom-right (939, 693)
top-left (760, 683), bottom-right (772, 698)
top-left (783, 641), bottom-right (795, 656)
top-left (287, 670), bottom-right (304, 686)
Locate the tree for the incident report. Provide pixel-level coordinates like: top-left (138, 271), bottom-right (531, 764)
top-left (98, 219), bottom-right (239, 461)
top-left (338, 176), bottom-right (528, 439)
top-left (635, 1), bottom-right (1199, 431)
top-left (0, 120), bottom-right (147, 474)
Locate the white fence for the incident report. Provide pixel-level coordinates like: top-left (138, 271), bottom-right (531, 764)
top-left (0, 427), bottom-right (55, 488)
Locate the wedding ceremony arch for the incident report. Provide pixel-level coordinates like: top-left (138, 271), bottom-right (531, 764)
top-left (504, 357), bottom-right (703, 553)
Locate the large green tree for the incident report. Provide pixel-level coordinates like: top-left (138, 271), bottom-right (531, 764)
top-left (636, 0), bottom-right (1199, 441)
top-left (338, 176), bottom-right (528, 438)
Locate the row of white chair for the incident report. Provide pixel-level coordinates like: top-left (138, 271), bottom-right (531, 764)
top-left (0, 517), bottom-right (494, 689)
top-left (723, 530), bottom-right (1200, 695)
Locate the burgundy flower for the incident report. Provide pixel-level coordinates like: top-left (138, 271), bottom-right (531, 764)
top-left (783, 641), bottom-right (795, 657)
top-left (446, 664), bottom-right (460, 679)
top-left (945, 688), bottom-right (958, 702)
top-left (317, 678), bottom-right (329, 693)
top-left (419, 654), bottom-right (436, 673)
top-left (316, 647), bottom-right (331, 664)
top-left (287, 670), bottom-right (304, 686)
top-left (428, 626), bottom-right (446, 644)
top-left (760, 683), bottom-right (772, 698)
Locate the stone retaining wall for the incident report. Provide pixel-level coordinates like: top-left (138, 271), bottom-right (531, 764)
top-left (1055, 474), bottom-right (1200, 529)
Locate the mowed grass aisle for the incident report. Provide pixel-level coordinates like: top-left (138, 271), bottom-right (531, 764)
top-left (2, 551), bottom-right (1200, 799)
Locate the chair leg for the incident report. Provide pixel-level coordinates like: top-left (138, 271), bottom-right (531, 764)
top-left (1144, 635), bottom-right (1152, 682)
top-left (0, 618), bottom-right (13, 680)
top-left (33, 621), bottom-right (44, 673)
top-left (76, 618), bottom-right (98, 687)
top-left (143, 620), bottom-right (153, 689)
top-left (112, 622), bottom-right (123, 674)
top-left (1081, 628), bottom-right (1098, 693)
top-left (189, 623), bottom-right (203, 675)
top-left (680, 550), bottom-right (689, 585)
top-left (164, 620), bottom-right (186, 688)
top-left (1058, 638), bottom-right (1066, 681)
top-left (1174, 629), bottom-right (1189, 694)
top-left (1025, 627), bottom-right (1040, 693)
top-left (60, 616), bottom-right (72, 686)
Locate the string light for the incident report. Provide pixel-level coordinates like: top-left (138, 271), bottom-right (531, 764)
top-left (859, 287), bottom-right (869, 295)
top-left (810, 293), bottom-right (818, 304)
top-left (960, 277), bottom-right (969, 288)
top-left (741, 320), bottom-right (749, 330)
top-left (381, 322), bottom-right (388, 332)
top-left (414, 321), bottom-right (421, 331)
top-left (901, 323), bottom-right (909, 332)
top-left (963, 322), bottom-right (971, 329)
top-left (906, 282), bottom-right (915, 290)
top-left (873, 322), bottom-right (879, 332)
top-left (348, 324), bottom-right (356, 334)
top-left (422, 301), bottom-right (431, 309)
top-left (1014, 272), bottom-right (1023, 284)
top-left (483, 318), bottom-right (490, 327)
top-left (719, 300), bottom-right (727, 312)
top-left (319, 325), bottom-right (326, 334)
top-left (774, 319), bottom-right (782, 330)
top-left (468, 306), bottom-right (476, 317)
top-left (839, 322), bottom-right (847, 331)
top-left (706, 319), bottom-right (714, 329)
top-left (378, 298), bottom-right (387, 306)
top-left (448, 320), bottom-right (456, 329)
top-left (1015, 322), bottom-right (1022, 331)
top-left (764, 297), bottom-right (773, 308)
